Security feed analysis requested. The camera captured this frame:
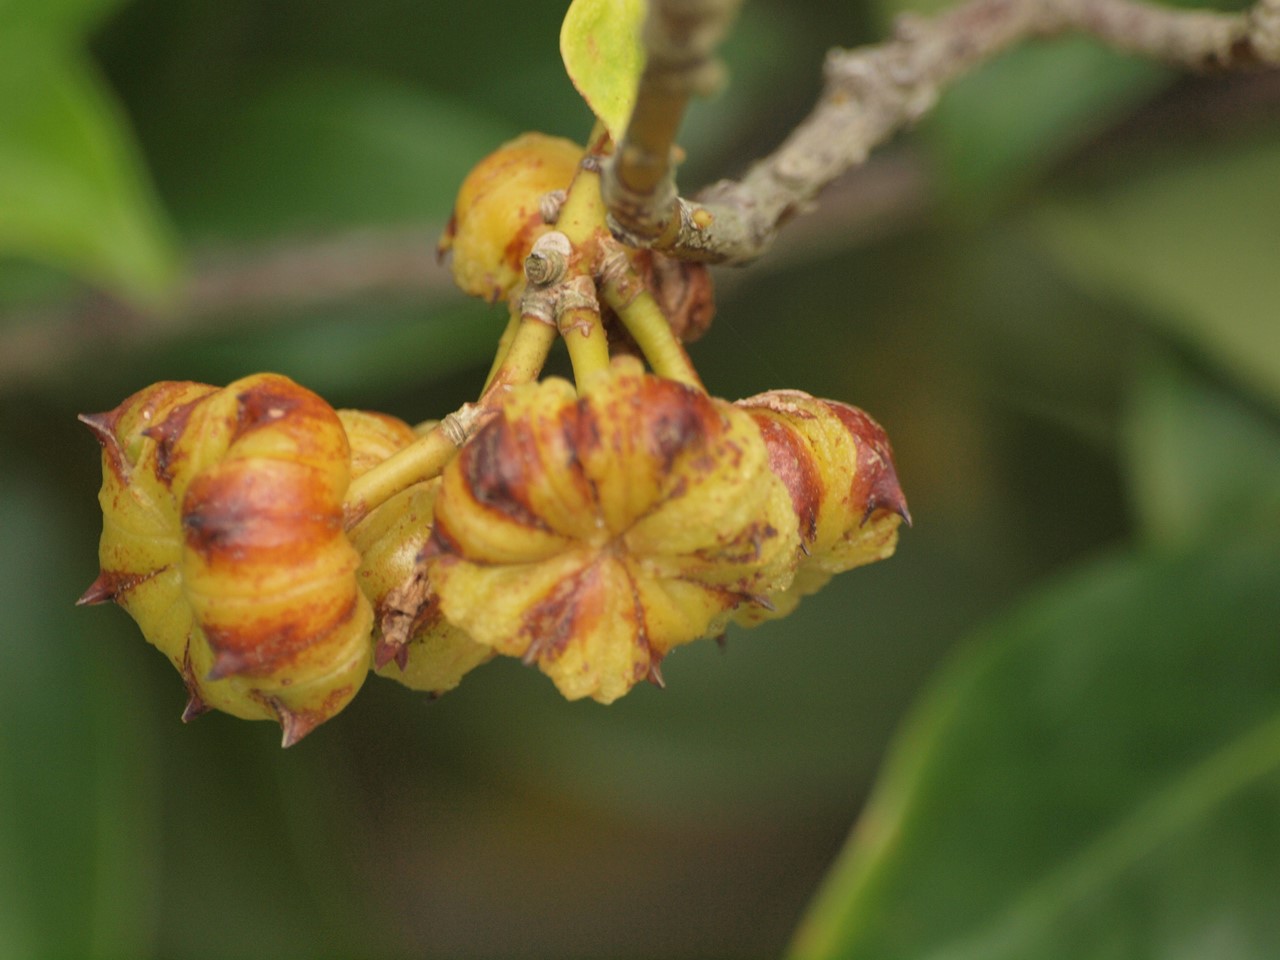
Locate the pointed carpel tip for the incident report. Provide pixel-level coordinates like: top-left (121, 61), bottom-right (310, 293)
top-left (78, 410), bottom-right (118, 446)
top-left (373, 642), bottom-right (396, 670)
top-left (181, 694), bottom-right (212, 724)
top-left (76, 573), bottom-right (116, 606)
top-left (860, 481), bottom-right (912, 530)
top-left (646, 661), bottom-right (666, 690)
top-left (373, 642), bottom-right (407, 670)
top-left (278, 705), bottom-right (322, 749)
top-left (745, 592), bottom-right (777, 613)
top-left (713, 633), bottom-right (728, 651)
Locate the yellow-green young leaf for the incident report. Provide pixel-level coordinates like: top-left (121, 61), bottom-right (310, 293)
top-left (559, 0), bottom-right (646, 141)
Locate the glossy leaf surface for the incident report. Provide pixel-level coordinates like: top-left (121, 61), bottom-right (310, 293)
top-left (0, 0), bottom-right (176, 303)
top-left (1036, 136), bottom-right (1280, 406)
top-left (792, 537), bottom-right (1280, 960)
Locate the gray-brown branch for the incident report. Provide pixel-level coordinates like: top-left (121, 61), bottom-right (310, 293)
top-left (602, 0), bottom-right (744, 244)
top-left (618, 0), bottom-right (1280, 265)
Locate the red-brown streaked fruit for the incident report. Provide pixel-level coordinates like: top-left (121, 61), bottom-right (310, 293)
top-left (79, 374), bottom-right (373, 746)
top-left (425, 356), bottom-right (802, 703)
top-left (732, 389), bottom-right (910, 625)
top-left (338, 410), bottom-right (494, 696)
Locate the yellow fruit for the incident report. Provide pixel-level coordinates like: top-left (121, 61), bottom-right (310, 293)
top-left (353, 481), bottom-right (494, 693)
top-left (427, 357), bottom-right (801, 703)
top-left (733, 390), bottom-right (909, 624)
top-left (339, 408), bottom-right (493, 695)
top-left (80, 374), bottom-right (373, 746)
top-left (439, 132), bottom-right (584, 302)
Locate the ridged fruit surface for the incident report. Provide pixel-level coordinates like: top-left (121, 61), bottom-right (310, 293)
top-left (427, 357), bottom-right (801, 703)
top-left (733, 390), bottom-right (909, 624)
top-left (341, 419), bottom-right (495, 697)
top-left (81, 374), bottom-right (373, 745)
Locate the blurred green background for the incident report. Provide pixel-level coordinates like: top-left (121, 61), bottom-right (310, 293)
top-left (2, 0), bottom-right (1279, 957)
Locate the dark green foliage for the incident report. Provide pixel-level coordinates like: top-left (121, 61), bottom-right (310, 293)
top-left (2, 0), bottom-right (1277, 956)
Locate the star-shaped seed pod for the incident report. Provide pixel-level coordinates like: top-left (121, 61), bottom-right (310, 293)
top-left (732, 390), bottom-right (910, 625)
top-left (80, 374), bottom-right (374, 746)
top-left (425, 357), bottom-right (801, 703)
top-left (339, 410), bottom-right (494, 697)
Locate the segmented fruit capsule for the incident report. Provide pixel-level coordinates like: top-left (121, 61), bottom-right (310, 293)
top-left (733, 390), bottom-right (910, 624)
top-left (339, 411), bottom-right (493, 695)
top-left (425, 356), bottom-right (801, 703)
top-left (79, 374), bottom-right (373, 746)
top-left (439, 132), bottom-right (584, 302)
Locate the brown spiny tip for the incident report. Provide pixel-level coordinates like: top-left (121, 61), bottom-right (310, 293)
top-left (823, 401), bottom-right (911, 530)
top-left (374, 637), bottom-right (406, 671)
top-left (860, 457), bottom-right (911, 528)
top-left (276, 703), bottom-right (323, 749)
top-left (181, 694), bottom-right (212, 723)
top-left (520, 640), bottom-right (542, 667)
top-left (713, 633), bottom-right (728, 650)
top-left (76, 568), bottom-right (161, 606)
top-left (78, 410), bottom-right (120, 449)
top-left (861, 480), bottom-right (912, 528)
top-left (77, 572), bottom-right (118, 606)
top-left (646, 660), bottom-right (666, 690)
top-left (743, 592), bottom-right (777, 613)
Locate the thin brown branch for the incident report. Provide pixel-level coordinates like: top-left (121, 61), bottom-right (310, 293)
top-left (637, 0), bottom-right (1280, 265)
top-left (0, 226), bottom-right (461, 390)
top-left (602, 0), bottom-right (744, 243)
top-left (5, 16), bottom-right (1276, 395)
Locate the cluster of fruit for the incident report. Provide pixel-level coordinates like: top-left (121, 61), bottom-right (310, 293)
top-left (81, 134), bottom-right (908, 745)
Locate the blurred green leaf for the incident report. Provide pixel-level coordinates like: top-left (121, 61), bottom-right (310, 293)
top-left (163, 299), bottom-right (496, 400)
top-left (559, 0), bottom-right (646, 142)
top-left (0, 0), bottom-right (129, 36)
top-left (1125, 353), bottom-right (1280, 549)
top-left (170, 71), bottom-right (516, 241)
top-left (790, 537), bottom-right (1280, 960)
top-left (0, 471), bottom-right (161, 959)
top-left (0, 259), bottom-right (80, 311)
top-left (925, 40), bottom-right (1165, 211)
top-left (1035, 134), bottom-right (1280, 406)
top-left (679, 1), bottom-right (806, 178)
top-left (0, 40), bottom-right (177, 303)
